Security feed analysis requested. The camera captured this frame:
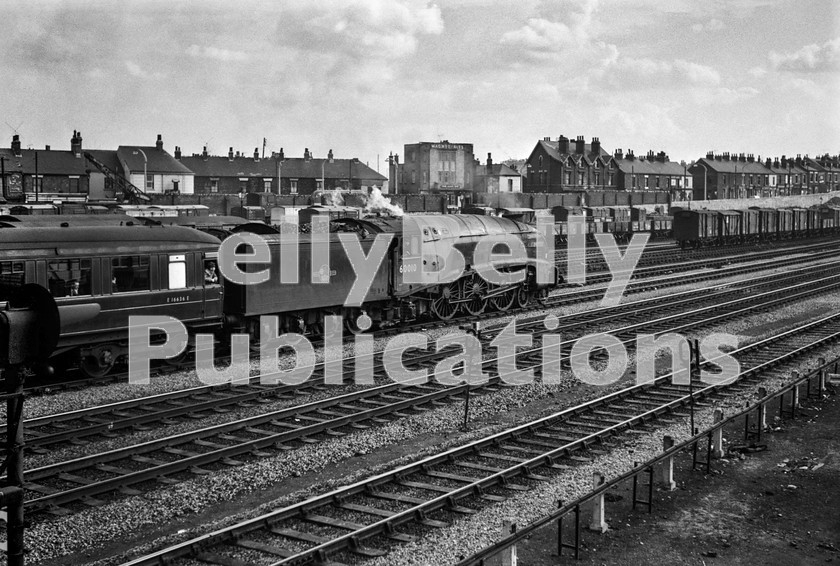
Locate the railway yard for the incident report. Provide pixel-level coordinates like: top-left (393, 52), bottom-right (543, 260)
top-left (2, 224), bottom-right (838, 566)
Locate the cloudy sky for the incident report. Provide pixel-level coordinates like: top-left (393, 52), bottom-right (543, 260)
top-left (1, 0), bottom-right (837, 170)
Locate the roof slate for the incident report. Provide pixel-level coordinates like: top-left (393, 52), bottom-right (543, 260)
top-left (179, 155), bottom-right (386, 181)
top-left (117, 146), bottom-right (194, 175)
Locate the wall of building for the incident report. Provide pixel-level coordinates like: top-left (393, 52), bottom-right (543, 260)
top-left (679, 190), bottom-right (840, 211)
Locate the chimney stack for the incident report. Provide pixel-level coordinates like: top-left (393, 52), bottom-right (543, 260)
top-left (45, 145), bottom-right (50, 151)
top-left (575, 135), bottom-right (585, 154)
top-left (706, 151), bottom-right (714, 159)
top-left (304, 148), bottom-right (312, 161)
top-left (558, 135), bottom-right (569, 154)
top-left (254, 147), bottom-right (260, 162)
top-left (614, 148), bottom-right (624, 160)
top-left (156, 134), bottom-right (163, 151)
top-left (591, 137), bottom-right (601, 155)
top-left (202, 146), bottom-right (208, 160)
top-left (228, 147), bottom-right (234, 161)
top-left (174, 146), bottom-right (181, 160)
top-left (71, 130), bottom-right (83, 157)
top-left (328, 149), bottom-right (334, 162)
top-left (486, 152), bottom-right (493, 175)
top-left (11, 134), bottom-right (21, 157)
top-left (279, 147), bottom-right (285, 160)
top-left (747, 154), bottom-right (755, 163)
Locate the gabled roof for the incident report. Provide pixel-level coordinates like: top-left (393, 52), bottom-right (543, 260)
top-left (179, 155), bottom-right (386, 182)
top-left (0, 148), bottom-right (94, 176)
top-left (691, 157), bottom-right (772, 175)
top-left (476, 164), bottom-right (521, 177)
top-left (117, 146), bottom-right (193, 175)
top-left (536, 139), bottom-right (610, 165)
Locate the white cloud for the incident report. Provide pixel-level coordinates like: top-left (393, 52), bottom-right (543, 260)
top-left (501, 0), bottom-right (599, 58)
top-left (748, 66), bottom-right (767, 78)
top-left (769, 37), bottom-right (840, 72)
top-left (275, 0), bottom-right (443, 61)
top-left (606, 56), bottom-right (720, 87)
top-left (692, 18), bottom-right (725, 32)
top-left (186, 44), bottom-right (248, 62)
top-left (124, 60), bottom-right (164, 80)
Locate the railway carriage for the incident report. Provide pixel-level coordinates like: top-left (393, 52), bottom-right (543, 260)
top-left (0, 225), bottom-right (223, 377)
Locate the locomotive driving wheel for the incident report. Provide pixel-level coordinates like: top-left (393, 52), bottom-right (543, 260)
top-left (80, 345), bottom-right (116, 378)
top-left (430, 280), bottom-right (460, 320)
top-left (461, 274), bottom-right (488, 316)
top-left (489, 284), bottom-right (517, 312)
top-left (515, 284), bottom-right (532, 309)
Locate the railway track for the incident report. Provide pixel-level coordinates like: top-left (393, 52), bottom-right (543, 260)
top-left (17, 268), bottom-right (840, 516)
top-left (20, 238), bottom-right (840, 396)
top-left (120, 310), bottom-right (840, 566)
top-left (11, 258), bottom-right (840, 451)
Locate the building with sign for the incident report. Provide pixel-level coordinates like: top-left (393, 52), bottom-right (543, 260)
top-left (400, 141), bottom-right (475, 195)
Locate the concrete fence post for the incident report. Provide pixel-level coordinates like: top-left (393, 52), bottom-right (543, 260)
top-left (661, 435), bottom-right (677, 490)
top-left (791, 371), bottom-right (800, 408)
top-left (589, 471), bottom-right (609, 533)
top-left (758, 387), bottom-right (768, 430)
top-left (501, 520), bottom-right (517, 566)
top-left (712, 408), bottom-right (724, 458)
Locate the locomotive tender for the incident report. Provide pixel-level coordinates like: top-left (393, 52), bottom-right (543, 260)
top-left (1, 214), bottom-right (556, 377)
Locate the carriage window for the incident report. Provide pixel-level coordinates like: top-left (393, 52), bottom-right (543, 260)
top-left (112, 256), bottom-right (150, 293)
top-left (169, 255), bottom-right (187, 290)
top-left (48, 259), bottom-right (91, 297)
top-left (0, 261), bottom-right (25, 303)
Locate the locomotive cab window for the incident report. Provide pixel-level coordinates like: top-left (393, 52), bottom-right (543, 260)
top-left (0, 261), bottom-right (25, 303)
top-left (169, 254), bottom-right (187, 290)
top-left (112, 256), bottom-right (150, 293)
top-left (48, 259), bottom-right (91, 297)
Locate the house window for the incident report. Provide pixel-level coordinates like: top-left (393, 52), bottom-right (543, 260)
top-left (655, 176), bottom-right (660, 188)
top-left (594, 172), bottom-right (600, 185)
top-left (577, 172), bottom-right (584, 185)
top-left (209, 178), bottom-right (219, 193)
top-left (290, 179), bottom-right (298, 194)
top-left (564, 171), bottom-right (571, 185)
top-left (239, 179), bottom-right (248, 193)
top-left (146, 174), bottom-right (154, 191)
top-left (316, 179), bottom-right (323, 191)
top-left (411, 170), bottom-right (417, 184)
top-left (32, 175), bottom-right (43, 193)
top-left (608, 173), bottom-right (613, 185)
top-left (263, 179), bottom-right (272, 192)
top-left (508, 179), bottom-right (513, 192)
top-left (68, 176), bottom-right (80, 193)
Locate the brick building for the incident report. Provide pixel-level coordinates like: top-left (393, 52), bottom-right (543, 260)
top-left (612, 149), bottom-right (692, 200)
top-left (117, 135), bottom-right (194, 194)
top-left (524, 135), bottom-right (615, 193)
top-left (689, 152), bottom-right (778, 200)
top-left (473, 153), bottom-right (522, 193)
top-left (400, 141), bottom-right (475, 195)
top-left (0, 131), bottom-right (125, 202)
top-left (180, 147), bottom-right (386, 196)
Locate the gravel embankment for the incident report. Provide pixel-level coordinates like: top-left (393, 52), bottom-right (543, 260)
top-left (28, 306), bottom-right (840, 565)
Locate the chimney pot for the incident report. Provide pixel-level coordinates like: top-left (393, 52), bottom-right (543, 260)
top-left (228, 147), bottom-right (234, 161)
top-left (156, 134), bottom-right (163, 151)
top-left (175, 146), bottom-right (181, 160)
top-left (254, 147), bottom-right (259, 161)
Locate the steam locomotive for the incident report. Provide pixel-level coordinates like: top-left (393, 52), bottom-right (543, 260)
top-left (0, 214), bottom-right (556, 378)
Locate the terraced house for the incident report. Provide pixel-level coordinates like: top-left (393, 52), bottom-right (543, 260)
top-left (524, 135), bottom-right (616, 193)
top-left (612, 149), bottom-right (692, 200)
